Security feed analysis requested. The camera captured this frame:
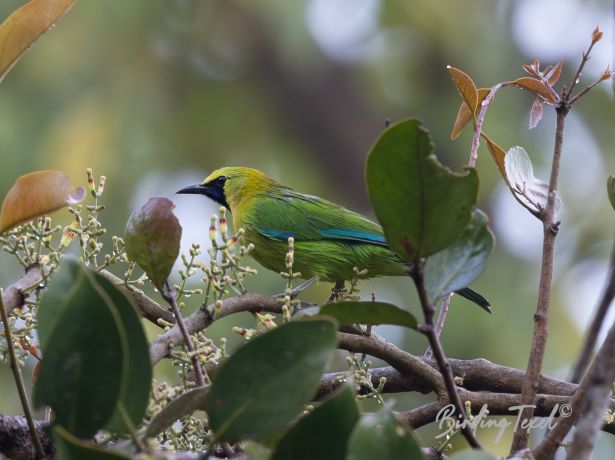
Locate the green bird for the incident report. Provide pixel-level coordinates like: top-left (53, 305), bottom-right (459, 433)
top-left (177, 167), bottom-right (489, 311)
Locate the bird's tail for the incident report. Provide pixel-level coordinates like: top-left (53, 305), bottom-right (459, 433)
top-left (454, 287), bottom-right (492, 313)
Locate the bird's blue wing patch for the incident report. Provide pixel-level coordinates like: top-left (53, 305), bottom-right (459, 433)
top-left (258, 228), bottom-right (297, 240)
top-left (319, 229), bottom-right (389, 247)
top-left (258, 227), bottom-right (389, 247)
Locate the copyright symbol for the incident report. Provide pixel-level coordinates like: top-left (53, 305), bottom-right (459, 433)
top-left (559, 403), bottom-right (572, 417)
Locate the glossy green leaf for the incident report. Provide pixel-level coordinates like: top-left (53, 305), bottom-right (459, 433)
top-left (366, 119), bottom-right (478, 260)
top-left (52, 426), bottom-right (129, 459)
top-left (145, 387), bottom-right (208, 438)
top-left (271, 385), bottom-right (359, 460)
top-left (34, 259), bottom-right (152, 438)
top-left (124, 197), bottom-right (181, 290)
top-left (320, 302), bottom-right (417, 329)
top-left (94, 273), bottom-right (152, 434)
top-left (203, 318), bottom-right (338, 443)
top-left (607, 175), bottom-right (615, 211)
top-left (448, 450), bottom-right (499, 460)
top-left (504, 146), bottom-right (561, 219)
top-left (347, 407), bottom-right (424, 460)
top-left (34, 259), bottom-right (125, 438)
top-left (425, 210), bottom-right (494, 303)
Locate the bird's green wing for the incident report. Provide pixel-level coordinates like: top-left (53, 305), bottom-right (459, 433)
top-left (250, 190), bottom-right (388, 247)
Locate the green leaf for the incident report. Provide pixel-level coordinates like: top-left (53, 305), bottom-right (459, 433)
top-left (34, 259), bottom-right (152, 438)
top-left (448, 450), bottom-right (499, 460)
top-left (94, 273), bottom-right (152, 434)
top-left (607, 175), bottom-right (615, 211)
top-left (52, 426), bottom-right (129, 459)
top-left (124, 197), bottom-right (181, 290)
top-left (145, 387), bottom-right (208, 438)
top-left (347, 407), bottom-right (424, 460)
top-left (366, 119), bottom-right (478, 260)
top-left (34, 259), bottom-right (125, 438)
top-left (271, 385), bottom-right (358, 460)
top-left (203, 318), bottom-right (338, 443)
top-left (245, 441), bottom-right (272, 460)
top-left (425, 210), bottom-right (494, 303)
top-left (504, 146), bottom-right (561, 219)
top-left (320, 302), bottom-right (417, 329)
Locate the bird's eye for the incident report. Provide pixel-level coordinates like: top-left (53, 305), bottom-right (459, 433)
top-left (217, 176), bottom-right (227, 185)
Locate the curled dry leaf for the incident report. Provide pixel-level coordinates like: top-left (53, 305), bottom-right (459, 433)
top-left (0, 170), bottom-right (85, 234)
top-left (529, 97), bottom-right (544, 129)
top-left (504, 146), bottom-right (562, 219)
top-left (0, 0), bottom-right (78, 83)
top-left (514, 77), bottom-right (558, 104)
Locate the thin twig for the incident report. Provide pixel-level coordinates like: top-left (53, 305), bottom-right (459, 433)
top-left (569, 73), bottom-right (610, 105)
top-left (0, 290), bottom-right (46, 460)
top-left (533, 308), bottom-right (615, 459)
top-left (569, 239), bottom-right (615, 383)
top-left (412, 265), bottom-right (482, 449)
top-left (424, 293), bottom-right (452, 359)
top-left (564, 37), bottom-right (599, 100)
top-left (469, 82), bottom-right (508, 166)
top-left (161, 282), bottom-right (205, 387)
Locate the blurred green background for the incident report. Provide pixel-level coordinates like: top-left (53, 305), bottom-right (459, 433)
top-left (1, 0), bottom-right (614, 456)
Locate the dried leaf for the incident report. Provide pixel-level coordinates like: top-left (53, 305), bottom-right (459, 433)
top-left (504, 146), bottom-right (562, 219)
top-left (481, 133), bottom-right (506, 178)
top-left (448, 66), bottom-right (478, 112)
top-left (0, 0), bottom-right (78, 83)
top-left (529, 97), bottom-right (544, 129)
top-left (451, 88), bottom-right (491, 140)
top-left (545, 60), bottom-right (563, 86)
top-left (0, 170), bottom-right (85, 234)
top-left (514, 77), bottom-right (557, 104)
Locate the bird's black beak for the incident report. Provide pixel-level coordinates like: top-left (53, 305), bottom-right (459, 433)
top-left (176, 183), bottom-right (208, 195)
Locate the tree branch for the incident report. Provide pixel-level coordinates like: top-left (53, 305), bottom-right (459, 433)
top-left (532, 308), bottom-right (615, 459)
top-left (569, 239), bottom-right (615, 383)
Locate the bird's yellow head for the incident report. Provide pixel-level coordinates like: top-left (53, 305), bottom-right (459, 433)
top-left (176, 167), bottom-right (276, 213)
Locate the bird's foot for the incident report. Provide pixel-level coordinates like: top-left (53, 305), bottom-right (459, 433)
top-left (325, 280), bottom-right (346, 303)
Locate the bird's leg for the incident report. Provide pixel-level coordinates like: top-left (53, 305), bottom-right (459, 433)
top-left (326, 280), bottom-right (346, 303)
top-left (274, 276), bottom-right (318, 299)
top-left (289, 276), bottom-right (318, 299)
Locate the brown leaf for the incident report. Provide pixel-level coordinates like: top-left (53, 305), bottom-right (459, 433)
top-left (529, 97), bottom-right (544, 129)
top-left (514, 77), bottom-right (557, 104)
top-left (451, 88), bottom-right (491, 140)
top-left (448, 66), bottom-right (479, 113)
top-left (0, 0), bottom-right (77, 83)
top-left (481, 133), bottom-right (507, 179)
top-left (0, 170), bottom-right (85, 234)
top-left (545, 60), bottom-right (563, 86)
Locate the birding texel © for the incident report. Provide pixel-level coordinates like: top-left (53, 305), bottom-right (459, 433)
top-left (177, 167), bottom-right (489, 310)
